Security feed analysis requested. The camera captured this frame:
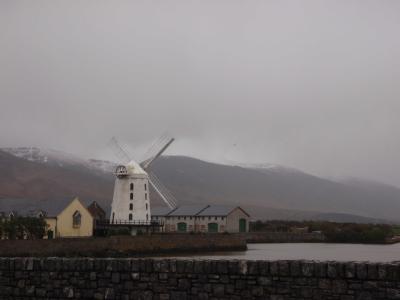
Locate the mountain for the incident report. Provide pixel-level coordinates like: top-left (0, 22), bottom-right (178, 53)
top-left (150, 156), bottom-right (400, 222)
top-left (1, 148), bottom-right (400, 223)
top-left (0, 149), bottom-right (114, 209)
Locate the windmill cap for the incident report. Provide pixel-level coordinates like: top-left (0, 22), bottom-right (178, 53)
top-left (126, 160), bottom-right (147, 175)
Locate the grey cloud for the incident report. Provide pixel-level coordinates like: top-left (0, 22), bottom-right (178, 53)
top-left (1, 0), bottom-right (400, 186)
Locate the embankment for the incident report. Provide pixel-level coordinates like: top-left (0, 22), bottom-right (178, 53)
top-left (0, 258), bottom-right (399, 299)
top-left (0, 234), bottom-right (246, 257)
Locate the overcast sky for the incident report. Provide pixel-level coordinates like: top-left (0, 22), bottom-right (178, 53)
top-left (1, 1), bottom-right (400, 186)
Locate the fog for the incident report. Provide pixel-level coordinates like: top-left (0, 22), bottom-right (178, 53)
top-left (1, 1), bottom-right (400, 186)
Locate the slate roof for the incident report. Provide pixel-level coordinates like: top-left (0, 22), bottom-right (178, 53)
top-left (151, 205), bottom-right (249, 217)
top-left (0, 197), bottom-right (91, 218)
top-left (197, 205), bottom-right (236, 216)
top-left (151, 206), bottom-right (176, 216)
top-left (87, 201), bottom-right (106, 219)
top-left (198, 205), bottom-right (250, 217)
top-left (167, 205), bottom-right (209, 216)
top-left (38, 197), bottom-right (77, 217)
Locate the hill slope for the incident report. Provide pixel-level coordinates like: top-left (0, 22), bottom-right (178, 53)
top-left (0, 150), bottom-right (114, 208)
top-left (151, 156), bottom-right (400, 222)
top-left (1, 149), bottom-right (399, 223)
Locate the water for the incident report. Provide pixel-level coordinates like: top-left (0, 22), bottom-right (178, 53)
top-left (154, 243), bottom-right (400, 262)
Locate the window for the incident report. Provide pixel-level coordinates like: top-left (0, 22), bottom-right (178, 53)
top-left (215, 217), bottom-right (217, 220)
top-left (184, 216), bottom-right (186, 220)
top-left (129, 213), bottom-right (132, 221)
top-left (130, 193), bottom-right (133, 200)
top-left (146, 214), bottom-right (148, 220)
top-left (130, 183), bottom-right (134, 191)
top-left (144, 183), bottom-right (147, 191)
top-left (221, 217), bottom-right (225, 221)
top-left (73, 211), bottom-right (81, 228)
top-left (190, 217), bottom-right (192, 220)
top-left (145, 193), bottom-right (147, 200)
top-left (129, 204), bottom-right (133, 210)
top-left (208, 216), bottom-right (211, 220)
top-left (178, 216), bottom-right (181, 220)
top-left (146, 203), bottom-right (148, 210)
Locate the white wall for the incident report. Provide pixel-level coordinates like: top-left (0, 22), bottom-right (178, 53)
top-left (110, 175), bottom-right (151, 222)
top-left (226, 208), bottom-right (249, 232)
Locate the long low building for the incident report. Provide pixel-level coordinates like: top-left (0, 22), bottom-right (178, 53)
top-left (151, 205), bottom-right (250, 233)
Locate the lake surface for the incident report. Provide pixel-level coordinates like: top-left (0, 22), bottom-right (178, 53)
top-left (155, 243), bottom-right (400, 262)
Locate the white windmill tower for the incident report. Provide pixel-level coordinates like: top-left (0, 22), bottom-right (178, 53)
top-left (108, 135), bottom-right (177, 227)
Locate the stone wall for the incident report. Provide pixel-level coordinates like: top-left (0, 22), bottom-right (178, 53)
top-left (0, 234), bottom-right (246, 257)
top-left (1, 258), bottom-right (400, 299)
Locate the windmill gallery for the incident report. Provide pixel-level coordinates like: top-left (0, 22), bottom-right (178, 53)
top-left (0, 135), bottom-right (250, 239)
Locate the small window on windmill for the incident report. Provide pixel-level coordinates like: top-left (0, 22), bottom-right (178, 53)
top-left (144, 183), bottom-right (147, 191)
top-left (146, 214), bottom-right (148, 221)
top-left (73, 211), bottom-right (81, 228)
top-left (130, 193), bottom-right (133, 200)
top-left (129, 214), bottom-right (132, 221)
top-left (145, 193), bottom-right (147, 200)
top-left (130, 183), bottom-right (134, 191)
top-left (129, 204), bottom-right (133, 211)
top-left (146, 203), bottom-right (148, 210)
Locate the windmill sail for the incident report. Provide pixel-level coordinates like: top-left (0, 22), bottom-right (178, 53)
top-left (141, 133), bottom-right (171, 162)
top-left (108, 137), bottom-right (133, 164)
top-left (108, 134), bottom-right (178, 224)
top-left (148, 171), bottom-right (178, 209)
top-left (141, 137), bottom-right (174, 170)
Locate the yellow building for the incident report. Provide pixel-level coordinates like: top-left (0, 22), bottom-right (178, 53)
top-left (45, 197), bottom-right (94, 238)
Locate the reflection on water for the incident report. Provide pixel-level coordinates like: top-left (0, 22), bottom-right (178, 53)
top-left (154, 243), bottom-right (400, 262)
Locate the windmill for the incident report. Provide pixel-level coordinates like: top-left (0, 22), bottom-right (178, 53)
top-left (108, 134), bottom-right (177, 225)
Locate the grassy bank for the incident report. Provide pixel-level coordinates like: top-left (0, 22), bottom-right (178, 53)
top-left (250, 220), bottom-right (396, 244)
top-left (0, 234), bottom-right (247, 257)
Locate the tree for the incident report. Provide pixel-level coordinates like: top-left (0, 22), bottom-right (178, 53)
top-left (1, 217), bottom-right (47, 240)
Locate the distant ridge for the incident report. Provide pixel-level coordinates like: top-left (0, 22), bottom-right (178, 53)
top-left (1, 148), bottom-right (400, 223)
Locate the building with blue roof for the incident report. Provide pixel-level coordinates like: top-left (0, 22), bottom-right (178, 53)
top-left (151, 204), bottom-right (250, 233)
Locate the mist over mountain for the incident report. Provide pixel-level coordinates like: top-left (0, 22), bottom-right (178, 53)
top-left (0, 148), bottom-right (398, 223)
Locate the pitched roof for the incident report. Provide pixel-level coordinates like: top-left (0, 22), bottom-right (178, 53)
top-left (196, 205), bottom-right (236, 216)
top-left (0, 197), bottom-right (88, 218)
top-left (87, 201), bottom-right (106, 218)
top-left (0, 198), bottom-right (53, 217)
top-left (167, 205), bottom-right (209, 216)
top-left (150, 205), bottom-right (250, 217)
top-left (40, 197), bottom-right (78, 217)
top-left (197, 205), bottom-right (250, 217)
top-left (151, 206), bottom-right (176, 216)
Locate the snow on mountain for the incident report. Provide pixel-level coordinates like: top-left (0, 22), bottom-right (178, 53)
top-left (87, 159), bottom-right (117, 173)
top-left (2, 147), bottom-right (86, 166)
top-left (1, 147), bottom-right (117, 173)
top-left (234, 162), bottom-right (305, 174)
